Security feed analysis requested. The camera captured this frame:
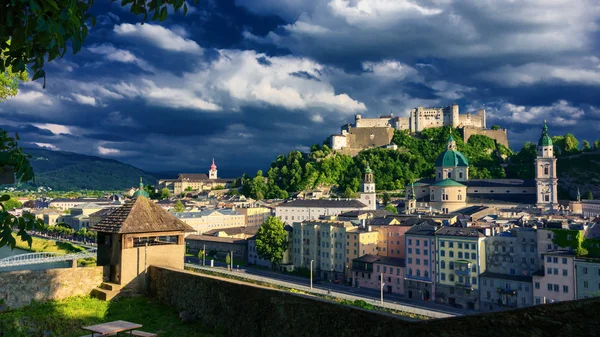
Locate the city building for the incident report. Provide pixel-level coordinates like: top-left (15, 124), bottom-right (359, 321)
top-left (172, 209), bottom-right (245, 234)
top-left (237, 206), bottom-right (271, 227)
top-left (404, 221), bottom-right (439, 302)
top-left (276, 200), bottom-right (367, 226)
top-left (435, 226), bottom-right (487, 310)
top-left (247, 225), bottom-right (293, 270)
top-left (408, 122), bottom-right (556, 214)
top-left (352, 254), bottom-right (406, 295)
top-left (88, 208), bottom-right (117, 228)
top-left (60, 202), bottom-right (106, 230)
top-left (582, 200), bottom-right (600, 218)
top-left (185, 235), bottom-right (248, 264)
top-left (156, 159), bottom-right (234, 195)
top-left (346, 224), bottom-right (379, 281)
top-left (575, 257), bottom-right (600, 299)
top-left (291, 220), bottom-right (354, 281)
top-left (48, 197), bottom-right (118, 211)
top-left (533, 251), bottom-right (576, 305)
top-left (90, 196), bottom-right (194, 293)
top-left (480, 228), bottom-right (539, 311)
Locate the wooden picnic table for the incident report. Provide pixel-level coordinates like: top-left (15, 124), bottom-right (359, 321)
top-left (82, 320), bottom-right (143, 336)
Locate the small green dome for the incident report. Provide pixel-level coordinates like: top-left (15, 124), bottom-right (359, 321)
top-left (133, 177), bottom-right (150, 198)
top-left (435, 150), bottom-right (469, 167)
top-left (538, 121), bottom-right (553, 147)
top-left (364, 163), bottom-right (373, 174)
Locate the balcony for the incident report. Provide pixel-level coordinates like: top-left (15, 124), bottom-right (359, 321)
top-left (497, 288), bottom-right (517, 296)
top-left (454, 269), bottom-right (470, 276)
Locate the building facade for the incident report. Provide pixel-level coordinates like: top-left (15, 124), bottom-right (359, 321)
top-left (237, 207), bottom-right (271, 227)
top-left (276, 200), bottom-right (367, 225)
top-left (352, 255), bottom-right (406, 295)
top-left (157, 160), bottom-right (233, 195)
top-left (435, 227), bottom-right (486, 310)
top-left (535, 121), bottom-right (558, 211)
top-left (173, 209), bottom-right (245, 234)
top-left (346, 225), bottom-right (379, 281)
top-left (532, 252), bottom-right (576, 305)
top-left (575, 258), bottom-right (600, 299)
top-left (404, 223), bottom-right (439, 301)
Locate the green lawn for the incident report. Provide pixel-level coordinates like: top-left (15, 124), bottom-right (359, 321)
top-left (13, 234), bottom-right (85, 254)
top-left (0, 296), bottom-right (220, 337)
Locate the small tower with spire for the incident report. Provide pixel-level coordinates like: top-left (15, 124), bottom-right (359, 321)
top-left (535, 120), bottom-right (558, 211)
top-left (209, 158), bottom-right (218, 180)
top-left (577, 187), bottom-right (581, 202)
top-left (405, 181), bottom-right (417, 214)
top-left (359, 162), bottom-right (377, 210)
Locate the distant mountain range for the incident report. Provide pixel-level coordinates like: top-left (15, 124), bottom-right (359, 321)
top-left (21, 148), bottom-right (158, 191)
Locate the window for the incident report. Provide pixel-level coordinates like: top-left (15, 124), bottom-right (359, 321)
top-left (544, 167), bottom-right (549, 175)
top-left (440, 241), bottom-right (445, 247)
top-left (408, 239), bottom-right (412, 245)
top-left (408, 258), bottom-right (412, 264)
top-left (535, 297), bottom-right (541, 305)
top-left (471, 253), bottom-right (476, 260)
top-left (408, 248), bottom-right (412, 254)
top-left (471, 265), bottom-right (477, 272)
top-left (563, 285), bottom-right (569, 293)
top-left (441, 273), bottom-right (446, 281)
top-left (562, 269), bottom-right (568, 276)
top-left (553, 257), bottom-right (558, 263)
top-left (408, 268), bottom-right (412, 275)
top-left (416, 249), bottom-right (421, 255)
top-left (424, 240), bottom-right (428, 247)
top-left (441, 261), bottom-right (446, 269)
top-left (584, 281), bottom-right (589, 288)
top-left (547, 284), bottom-right (553, 291)
top-left (440, 250), bottom-right (445, 257)
top-left (424, 250), bottom-right (428, 255)
top-left (486, 291), bottom-right (491, 299)
top-left (458, 243), bottom-right (463, 249)
top-left (547, 267), bottom-right (552, 275)
top-left (562, 258), bottom-right (567, 264)
top-left (377, 265), bottom-right (380, 272)
top-left (471, 243), bottom-right (476, 250)
top-left (554, 284), bottom-right (559, 292)
top-left (449, 251), bottom-right (454, 258)
top-left (416, 270), bottom-right (421, 277)
top-left (546, 256), bottom-right (552, 263)
top-left (553, 268), bottom-right (558, 275)
top-left (416, 259), bottom-right (421, 265)
top-left (459, 172), bottom-right (463, 179)
top-left (424, 271), bottom-right (429, 278)
top-left (458, 252), bottom-right (463, 259)
top-left (449, 261), bottom-right (454, 270)
top-left (424, 259), bottom-right (429, 266)
top-left (510, 268), bottom-right (515, 275)
top-left (416, 240), bottom-right (420, 246)
top-left (535, 282), bottom-right (540, 289)
top-left (472, 277), bottom-right (477, 285)
top-left (449, 242), bottom-right (454, 248)
top-left (449, 274), bottom-right (455, 282)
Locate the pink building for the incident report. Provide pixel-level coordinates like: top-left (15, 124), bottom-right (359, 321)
top-left (386, 225), bottom-right (412, 258)
top-left (403, 221), bottom-right (439, 301)
top-left (533, 252), bottom-right (576, 305)
top-left (352, 254), bottom-right (405, 295)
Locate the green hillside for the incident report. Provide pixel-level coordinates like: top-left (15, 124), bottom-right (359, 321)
top-left (238, 126), bottom-right (511, 198)
top-left (19, 148), bottom-right (157, 191)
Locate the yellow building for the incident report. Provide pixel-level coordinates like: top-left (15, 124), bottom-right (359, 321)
top-left (172, 209), bottom-right (245, 234)
top-left (435, 226), bottom-right (486, 310)
top-left (345, 225), bottom-right (379, 280)
top-left (236, 207), bottom-right (271, 227)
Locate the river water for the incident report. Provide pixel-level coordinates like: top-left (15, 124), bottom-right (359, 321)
top-left (0, 246), bottom-right (70, 272)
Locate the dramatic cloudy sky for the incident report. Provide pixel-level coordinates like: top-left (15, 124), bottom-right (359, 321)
top-left (1, 0), bottom-right (599, 177)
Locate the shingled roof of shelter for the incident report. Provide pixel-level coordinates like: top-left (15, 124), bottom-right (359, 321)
top-left (90, 196), bottom-right (195, 234)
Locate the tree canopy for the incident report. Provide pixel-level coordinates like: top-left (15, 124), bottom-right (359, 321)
top-left (173, 199), bottom-right (185, 212)
top-left (255, 216), bottom-right (288, 266)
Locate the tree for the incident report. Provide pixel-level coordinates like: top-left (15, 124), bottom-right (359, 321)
top-left (342, 187), bottom-right (356, 198)
top-left (594, 140), bottom-right (600, 151)
top-left (197, 249), bottom-right (204, 259)
top-left (255, 216), bottom-right (289, 267)
top-left (384, 203), bottom-right (398, 214)
top-left (0, 131), bottom-right (41, 249)
top-left (382, 192), bottom-right (391, 205)
top-left (160, 188), bottom-right (170, 200)
top-left (0, 0), bottom-right (198, 84)
top-left (584, 190), bottom-right (594, 200)
top-left (1, 41), bottom-right (29, 100)
top-left (3, 197), bottom-right (22, 210)
top-left (583, 140), bottom-right (592, 152)
top-left (173, 200), bottom-right (185, 212)
top-left (491, 125), bottom-right (501, 130)
top-left (185, 186), bottom-right (193, 191)
top-left (225, 254), bottom-right (231, 270)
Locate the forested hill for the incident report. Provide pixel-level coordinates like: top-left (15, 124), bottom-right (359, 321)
top-left (237, 127), bottom-right (512, 199)
top-left (19, 148), bottom-right (157, 191)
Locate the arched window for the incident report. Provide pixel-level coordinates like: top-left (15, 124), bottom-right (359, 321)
top-left (416, 270), bottom-right (421, 277)
top-left (449, 261), bottom-right (454, 270)
top-left (544, 167), bottom-right (549, 175)
top-left (408, 268), bottom-right (413, 275)
top-left (441, 261), bottom-right (446, 269)
top-left (459, 172), bottom-right (463, 179)
top-left (438, 172), bottom-right (441, 179)
top-left (424, 270), bottom-right (429, 278)
top-left (458, 194), bottom-right (462, 201)
top-left (448, 172), bottom-right (452, 179)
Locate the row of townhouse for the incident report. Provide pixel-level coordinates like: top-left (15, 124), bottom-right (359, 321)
top-left (289, 217), bottom-right (600, 312)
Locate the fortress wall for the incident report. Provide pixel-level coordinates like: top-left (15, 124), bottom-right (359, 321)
top-left (463, 127), bottom-right (509, 148)
top-left (355, 117), bottom-right (393, 128)
top-left (395, 117), bottom-right (410, 130)
top-left (459, 113), bottom-right (485, 129)
top-left (345, 127), bottom-right (395, 149)
top-left (149, 266), bottom-right (600, 337)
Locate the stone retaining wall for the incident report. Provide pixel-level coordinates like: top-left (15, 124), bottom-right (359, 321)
top-left (0, 266), bottom-right (103, 311)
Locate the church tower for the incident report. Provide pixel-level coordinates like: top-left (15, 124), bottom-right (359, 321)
top-left (535, 121), bottom-right (558, 210)
top-left (209, 158), bottom-right (218, 180)
top-left (405, 182), bottom-right (417, 214)
top-left (359, 163), bottom-right (377, 210)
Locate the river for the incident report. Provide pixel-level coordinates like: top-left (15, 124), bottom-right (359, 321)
top-left (0, 246), bottom-right (70, 272)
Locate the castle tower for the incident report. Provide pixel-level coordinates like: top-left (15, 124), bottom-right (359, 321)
top-left (359, 163), bottom-right (377, 210)
top-left (451, 103), bottom-right (459, 128)
top-left (209, 158), bottom-right (218, 180)
top-left (535, 121), bottom-right (558, 211)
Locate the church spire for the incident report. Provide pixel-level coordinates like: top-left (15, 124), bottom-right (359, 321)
top-left (139, 177), bottom-right (144, 189)
top-left (577, 187), bottom-right (581, 202)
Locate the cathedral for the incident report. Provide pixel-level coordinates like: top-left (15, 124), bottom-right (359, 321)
top-left (405, 121), bottom-right (557, 214)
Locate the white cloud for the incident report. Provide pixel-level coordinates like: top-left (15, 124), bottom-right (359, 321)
top-left (7, 90), bottom-right (54, 106)
top-left (113, 23), bottom-right (203, 54)
top-left (88, 44), bottom-right (154, 72)
top-left (32, 143), bottom-right (59, 150)
top-left (328, 0), bottom-right (442, 28)
top-left (72, 93), bottom-right (98, 106)
top-left (97, 146), bottom-right (121, 155)
top-left (362, 60), bottom-right (418, 80)
top-left (311, 114), bottom-right (324, 123)
top-left (492, 100), bottom-right (585, 126)
top-left (33, 123), bottom-right (72, 135)
top-left (186, 50), bottom-right (366, 113)
top-left (478, 62), bottom-right (600, 87)
top-left (104, 111), bottom-right (137, 127)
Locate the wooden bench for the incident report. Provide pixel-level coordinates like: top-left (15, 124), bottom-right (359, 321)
top-left (131, 331), bottom-right (158, 337)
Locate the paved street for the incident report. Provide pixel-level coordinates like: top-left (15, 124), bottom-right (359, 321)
top-left (184, 258), bottom-right (476, 318)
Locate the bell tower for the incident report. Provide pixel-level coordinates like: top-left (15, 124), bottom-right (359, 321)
top-left (535, 121), bottom-right (558, 211)
top-left (209, 158), bottom-right (218, 180)
top-left (359, 163), bottom-right (377, 210)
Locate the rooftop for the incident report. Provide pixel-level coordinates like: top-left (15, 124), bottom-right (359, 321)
top-left (172, 209), bottom-right (242, 218)
top-left (432, 179), bottom-right (466, 187)
top-left (203, 226), bottom-right (259, 237)
top-left (277, 199), bottom-right (367, 208)
top-left (90, 196), bottom-right (195, 234)
top-left (480, 271), bottom-right (532, 283)
top-left (185, 235), bottom-right (247, 244)
top-left (435, 226), bottom-right (485, 238)
top-left (405, 223), bottom-right (440, 236)
top-left (352, 254), bottom-right (405, 267)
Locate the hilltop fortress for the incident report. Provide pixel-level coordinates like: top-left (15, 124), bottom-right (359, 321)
top-left (330, 104), bottom-right (508, 155)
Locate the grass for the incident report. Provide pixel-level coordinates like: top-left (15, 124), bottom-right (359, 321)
top-left (0, 296), bottom-right (220, 337)
top-left (13, 235), bottom-right (86, 254)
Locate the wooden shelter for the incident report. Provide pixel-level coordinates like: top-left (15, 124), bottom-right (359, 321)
top-left (90, 196), bottom-right (194, 292)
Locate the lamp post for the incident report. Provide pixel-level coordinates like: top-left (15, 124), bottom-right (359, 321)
top-left (310, 259), bottom-right (314, 289)
top-left (380, 272), bottom-right (385, 305)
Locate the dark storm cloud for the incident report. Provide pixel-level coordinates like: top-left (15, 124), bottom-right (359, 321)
top-left (2, 0), bottom-right (599, 177)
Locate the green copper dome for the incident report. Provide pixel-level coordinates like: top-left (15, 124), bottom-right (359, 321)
top-left (364, 163), bottom-right (373, 174)
top-left (133, 177), bottom-right (150, 198)
top-left (538, 121), bottom-right (553, 147)
top-left (435, 150), bottom-right (469, 167)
